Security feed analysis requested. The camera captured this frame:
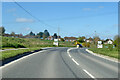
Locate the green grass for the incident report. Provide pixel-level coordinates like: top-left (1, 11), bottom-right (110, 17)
top-left (59, 41), bottom-right (76, 47)
top-left (0, 47), bottom-right (42, 60)
top-left (89, 48), bottom-right (119, 59)
top-left (2, 37), bottom-right (54, 48)
top-left (1, 37), bottom-right (75, 48)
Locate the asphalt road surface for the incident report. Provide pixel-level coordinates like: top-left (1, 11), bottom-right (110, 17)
top-left (2, 47), bottom-right (119, 78)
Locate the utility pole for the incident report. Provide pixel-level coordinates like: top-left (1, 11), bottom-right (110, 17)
top-left (94, 30), bottom-right (98, 48)
top-left (95, 31), bottom-right (97, 37)
top-left (58, 26), bottom-right (60, 47)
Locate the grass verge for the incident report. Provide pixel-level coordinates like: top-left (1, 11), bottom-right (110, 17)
top-left (89, 48), bottom-right (119, 59)
top-left (0, 47), bottom-right (42, 60)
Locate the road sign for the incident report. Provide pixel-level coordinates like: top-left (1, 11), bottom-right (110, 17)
top-left (97, 44), bottom-right (103, 48)
top-left (53, 39), bottom-right (58, 46)
top-left (98, 41), bottom-right (102, 44)
top-left (54, 39), bottom-right (58, 42)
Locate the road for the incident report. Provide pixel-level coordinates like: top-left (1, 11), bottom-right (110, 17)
top-left (2, 47), bottom-right (119, 78)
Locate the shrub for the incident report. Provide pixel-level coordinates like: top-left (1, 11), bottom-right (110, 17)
top-left (82, 42), bottom-right (90, 47)
top-left (108, 44), bottom-right (113, 51)
top-left (86, 42), bottom-right (90, 47)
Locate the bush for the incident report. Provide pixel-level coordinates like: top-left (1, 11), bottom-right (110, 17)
top-left (60, 38), bottom-right (65, 41)
top-left (108, 44), bottom-right (113, 51)
top-left (2, 42), bottom-right (25, 48)
top-left (82, 42), bottom-right (90, 47)
top-left (86, 43), bottom-right (90, 47)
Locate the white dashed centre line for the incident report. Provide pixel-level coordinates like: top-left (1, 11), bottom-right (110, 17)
top-left (72, 58), bottom-right (79, 65)
top-left (67, 48), bottom-right (96, 79)
top-left (83, 69), bottom-right (95, 78)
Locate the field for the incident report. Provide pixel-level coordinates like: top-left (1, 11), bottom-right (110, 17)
top-left (89, 48), bottom-right (119, 59)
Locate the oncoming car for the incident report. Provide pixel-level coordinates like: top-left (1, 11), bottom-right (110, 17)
top-left (77, 44), bottom-right (83, 48)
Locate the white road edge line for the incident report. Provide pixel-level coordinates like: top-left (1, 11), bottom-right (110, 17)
top-left (67, 48), bottom-right (76, 58)
top-left (67, 48), bottom-right (80, 65)
top-left (0, 49), bottom-right (46, 69)
top-left (86, 49), bottom-right (119, 63)
top-left (83, 69), bottom-right (95, 78)
top-left (67, 48), bottom-right (72, 58)
top-left (68, 54), bottom-right (71, 58)
top-left (72, 58), bottom-right (79, 65)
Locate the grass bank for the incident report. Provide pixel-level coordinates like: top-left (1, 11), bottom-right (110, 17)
top-left (1, 37), bottom-right (75, 48)
top-left (0, 47), bottom-right (42, 60)
top-left (89, 48), bottom-right (119, 59)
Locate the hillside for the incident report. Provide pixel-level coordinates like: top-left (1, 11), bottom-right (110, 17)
top-left (1, 37), bottom-right (75, 49)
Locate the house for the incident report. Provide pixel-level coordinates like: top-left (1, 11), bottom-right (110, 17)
top-left (104, 39), bottom-right (113, 44)
top-left (3, 33), bottom-right (21, 38)
top-left (85, 37), bottom-right (93, 43)
top-left (23, 35), bottom-right (35, 38)
top-left (86, 39), bottom-right (90, 43)
top-left (47, 36), bottom-right (54, 40)
top-left (64, 37), bottom-right (77, 42)
top-left (47, 36), bottom-right (61, 41)
top-left (3, 33), bottom-right (10, 37)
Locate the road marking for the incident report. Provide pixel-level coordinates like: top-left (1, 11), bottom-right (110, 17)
top-left (67, 48), bottom-right (72, 58)
top-left (67, 48), bottom-right (80, 65)
top-left (86, 49), bottom-right (119, 63)
top-left (83, 69), bottom-right (95, 78)
top-left (72, 58), bottom-right (79, 65)
top-left (67, 48), bottom-right (96, 79)
top-left (0, 50), bottom-right (46, 69)
top-left (67, 48), bottom-right (77, 58)
top-left (68, 54), bottom-right (71, 58)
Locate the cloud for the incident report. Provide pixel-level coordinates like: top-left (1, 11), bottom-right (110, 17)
top-left (98, 6), bottom-right (104, 8)
top-left (83, 8), bottom-right (91, 11)
top-left (24, 27), bottom-right (31, 31)
top-left (83, 6), bottom-right (104, 11)
top-left (16, 18), bottom-right (34, 23)
top-left (7, 8), bottom-right (16, 13)
top-left (112, 24), bottom-right (119, 27)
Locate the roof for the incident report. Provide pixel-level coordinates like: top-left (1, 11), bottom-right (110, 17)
top-left (105, 39), bottom-right (113, 42)
top-left (64, 37), bottom-right (77, 40)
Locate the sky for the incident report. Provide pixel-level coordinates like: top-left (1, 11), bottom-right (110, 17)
top-left (2, 2), bottom-right (118, 40)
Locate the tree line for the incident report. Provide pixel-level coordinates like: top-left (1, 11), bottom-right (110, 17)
top-left (0, 26), bottom-right (119, 48)
top-left (0, 27), bottom-right (58, 40)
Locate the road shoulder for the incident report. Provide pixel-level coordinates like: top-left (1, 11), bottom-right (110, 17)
top-left (86, 49), bottom-right (119, 63)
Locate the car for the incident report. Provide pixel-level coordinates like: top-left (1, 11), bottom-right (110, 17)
top-left (77, 44), bottom-right (83, 48)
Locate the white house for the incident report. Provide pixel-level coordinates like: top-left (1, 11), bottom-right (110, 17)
top-left (104, 39), bottom-right (113, 44)
top-left (107, 40), bottom-right (113, 44)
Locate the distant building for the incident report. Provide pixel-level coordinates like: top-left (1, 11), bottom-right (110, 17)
top-left (47, 36), bottom-right (54, 40)
top-left (23, 35), bottom-right (35, 38)
top-left (47, 36), bottom-right (61, 40)
top-left (104, 39), bottom-right (113, 44)
top-left (3, 33), bottom-right (23, 38)
top-left (3, 33), bottom-right (10, 37)
top-left (85, 37), bottom-right (93, 43)
top-left (86, 39), bottom-right (90, 43)
top-left (64, 37), bottom-right (77, 42)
